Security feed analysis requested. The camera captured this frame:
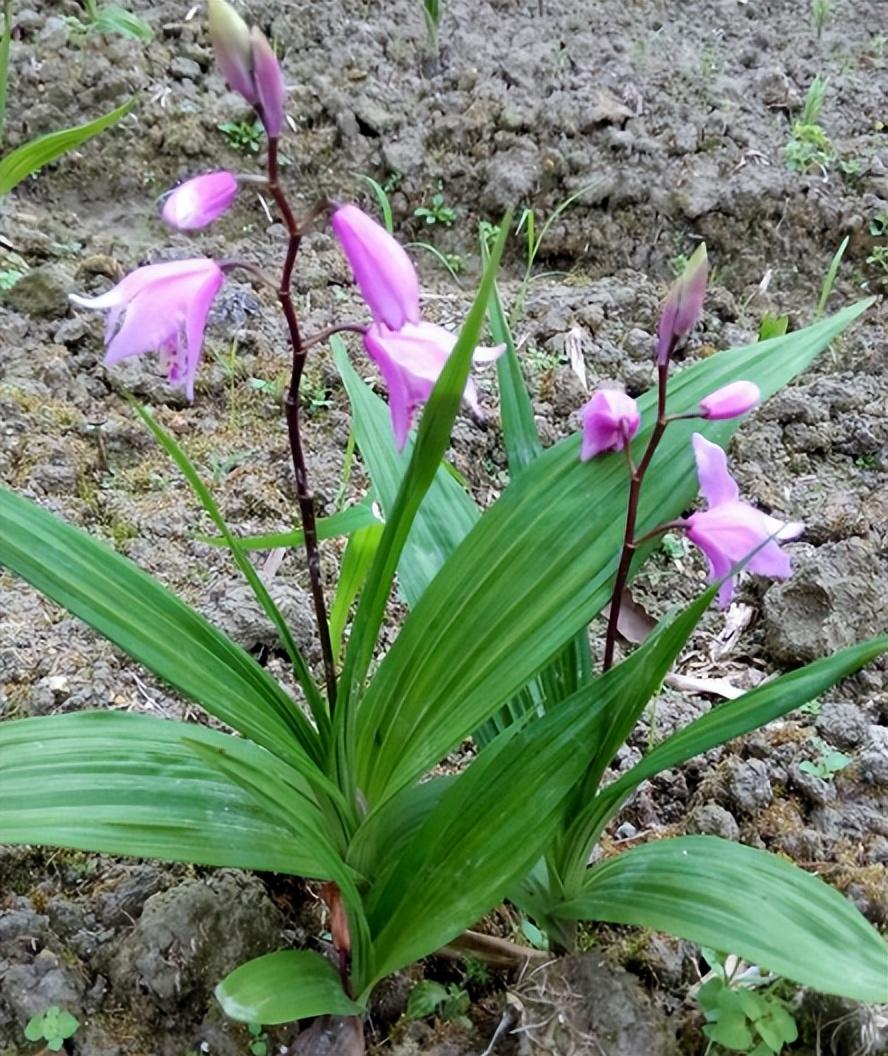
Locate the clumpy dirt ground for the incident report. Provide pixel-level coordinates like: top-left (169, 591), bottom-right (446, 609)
top-left (2, 0), bottom-right (888, 1053)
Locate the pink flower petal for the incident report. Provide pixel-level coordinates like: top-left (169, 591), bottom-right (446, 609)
top-left (691, 433), bottom-right (739, 508)
top-left (161, 171), bottom-right (238, 231)
top-left (331, 205), bottom-right (421, 330)
top-left (251, 26), bottom-right (286, 137)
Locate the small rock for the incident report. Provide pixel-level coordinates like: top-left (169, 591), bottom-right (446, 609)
top-left (762, 541), bottom-right (888, 665)
top-left (107, 872), bottom-right (282, 1015)
top-left (789, 762), bottom-right (837, 806)
top-left (518, 955), bottom-right (678, 1055)
top-left (687, 802), bottom-right (740, 841)
top-left (814, 701), bottom-right (870, 750)
top-left (2, 265), bottom-right (72, 319)
top-left (170, 56), bottom-right (202, 81)
top-left (723, 757), bottom-right (772, 815)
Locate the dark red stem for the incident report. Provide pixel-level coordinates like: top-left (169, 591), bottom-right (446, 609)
top-left (267, 137), bottom-right (338, 712)
top-left (602, 362), bottom-right (672, 671)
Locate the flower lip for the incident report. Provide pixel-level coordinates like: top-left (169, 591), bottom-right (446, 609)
top-left (363, 319), bottom-right (504, 450)
top-left (331, 204), bottom-right (421, 331)
top-left (161, 171), bottom-right (239, 231)
top-left (579, 388), bottom-right (641, 461)
top-left (685, 432), bottom-right (803, 606)
top-left (70, 258), bottom-right (224, 401)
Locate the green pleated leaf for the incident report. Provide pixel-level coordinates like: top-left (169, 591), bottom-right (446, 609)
top-left (197, 502), bottom-right (380, 551)
top-left (329, 519), bottom-right (385, 664)
top-left (0, 98), bottom-right (135, 195)
top-left (134, 403), bottom-right (328, 738)
top-left (336, 213), bottom-right (511, 742)
top-left (361, 588), bottom-right (713, 990)
top-left (555, 836), bottom-right (888, 1004)
top-left (580, 635), bottom-right (888, 853)
top-left (0, 712), bottom-right (338, 878)
top-left (0, 486), bottom-right (320, 767)
top-left (355, 300), bottom-right (871, 806)
top-left (215, 950), bottom-right (363, 1024)
top-left (333, 338), bottom-right (478, 609)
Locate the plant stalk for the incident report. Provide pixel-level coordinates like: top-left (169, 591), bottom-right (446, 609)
top-left (602, 362), bottom-right (671, 671)
top-left (267, 137), bottom-right (338, 712)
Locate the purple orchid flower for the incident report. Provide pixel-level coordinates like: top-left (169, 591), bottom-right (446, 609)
top-left (208, 0), bottom-right (285, 137)
top-left (161, 171), bottom-right (239, 231)
top-left (579, 388), bottom-right (641, 461)
top-left (699, 380), bottom-right (760, 420)
top-left (333, 205), bottom-right (503, 449)
top-left (331, 204), bottom-right (420, 331)
top-left (656, 244), bottom-right (708, 365)
top-left (70, 258), bottom-right (224, 400)
top-left (364, 321), bottom-right (503, 451)
top-left (684, 433), bottom-right (804, 607)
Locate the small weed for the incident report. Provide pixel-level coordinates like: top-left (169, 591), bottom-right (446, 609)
top-left (868, 209), bottom-right (888, 238)
top-left (866, 245), bottom-right (888, 278)
top-left (660, 533), bottom-right (690, 562)
top-left (794, 696), bottom-right (823, 719)
top-left (247, 1023), bottom-right (268, 1056)
top-left (479, 219), bottom-right (501, 248)
top-left (811, 0), bottom-right (830, 38)
top-left (785, 77), bottom-right (835, 174)
top-left (0, 267), bottom-right (24, 291)
top-left (758, 313), bottom-right (790, 341)
top-left (405, 979), bottom-right (471, 1027)
top-left (249, 375), bottom-right (287, 400)
top-left (520, 915), bottom-right (549, 950)
top-left (24, 1006), bottom-right (80, 1052)
top-left (798, 737), bottom-right (851, 780)
top-left (218, 119), bottom-right (264, 155)
top-left (414, 190), bottom-right (456, 227)
top-left (696, 950), bottom-right (798, 1056)
top-left (463, 955), bottom-right (491, 987)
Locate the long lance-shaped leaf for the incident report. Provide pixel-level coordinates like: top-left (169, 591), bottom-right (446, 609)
top-left (134, 403), bottom-right (329, 741)
top-left (216, 951), bottom-right (363, 1023)
top-left (332, 338), bottom-right (479, 609)
top-left (359, 587), bottom-right (714, 992)
top-left (197, 502), bottom-right (380, 551)
top-left (0, 486), bottom-right (321, 769)
top-left (0, 98), bottom-right (135, 195)
top-left (335, 214), bottom-right (511, 752)
top-left (563, 634), bottom-right (888, 888)
top-left (0, 712), bottom-right (339, 878)
top-left (554, 836), bottom-right (888, 1004)
top-left (355, 300), bottom-right (871, 806)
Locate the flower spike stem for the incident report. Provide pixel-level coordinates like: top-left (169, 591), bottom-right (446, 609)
top-left (266, 136), bottom-right (338, 712)
top-left (602, 362), bottom-right (672, 671)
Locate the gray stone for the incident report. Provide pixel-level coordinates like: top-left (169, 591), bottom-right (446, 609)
top-left (762, 541), bottom-right (888, 665)
top-left (2, 265), bottom-right (73, 320)
top-left (815, 701), bottom-right (870, 750)
top-left (517, 955), bottom-right (678, 1055)
top-left (107, 871), bottom-right (282, 1015)
top-left (687, 802), bottom-right (740, 841)
top-left (789, 762), bottom-right (837, 807)
top-left (170, 56), bottom-right (202, 81)
top-left (723, 757), bottom-right (772, 815)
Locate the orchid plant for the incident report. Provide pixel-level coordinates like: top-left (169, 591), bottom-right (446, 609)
top-left (0, 0), bottom-right (886, 1043)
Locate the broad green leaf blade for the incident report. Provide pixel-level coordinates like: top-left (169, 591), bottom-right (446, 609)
top-left (361, 588), bottom-right (714, 989)
top-left (134, 404), bottom-right (328, 740)
top-left (355, 300), bottom-right (871, 805)
top-left (0, 486), bottom-right (319, 768)
top-left (215, 950), bottom-right (363, 1024)
top-left (197, 502), bottom-right (380, 551)
top-left (0, 712), bottom-right (336, 877)
top-left (0, 98), bottom-right (135, 195)
top-left (487, 266), bottom-right (541, 477)
top-left (555, 836), bottom-right (888, 1004)
top-left (333, 338), bottom-right (478, 608)
top-left (329, 520), bottom-right (384, 664)
top-left (337, 213), bottom-right (511, 711)
top-left (582, 635), bottom-right (888, 845)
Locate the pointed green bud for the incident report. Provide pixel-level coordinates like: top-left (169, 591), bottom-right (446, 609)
top-left (208, 0), bottom-right (257, 104)
top-left (656, 243), bottom-right (708, 365)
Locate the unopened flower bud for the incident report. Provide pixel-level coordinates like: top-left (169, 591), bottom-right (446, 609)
top-left (699, 380), bottom-right (760, 421)
top-left (331, 204), bottom-right (421, 331)
top-left (579, 388), bottom-right (641, 461)
top-left (250, 26), bottom-right (286, 137)
top-left (656, 243), bottom-right (708, 365)
top-left (208, 0), bottom-right (257, 104)
top-left (161, 171), bottom-right (239, 230)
